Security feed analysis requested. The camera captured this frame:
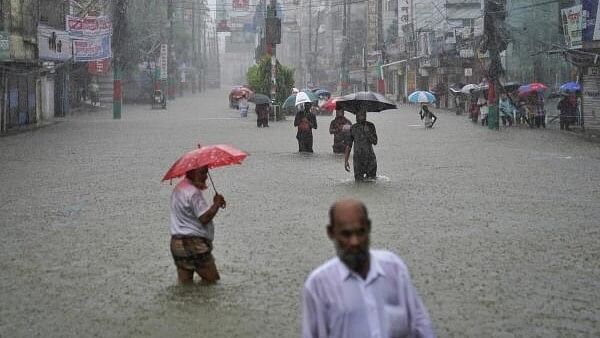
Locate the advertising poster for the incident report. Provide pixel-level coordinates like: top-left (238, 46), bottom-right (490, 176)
top-left (73, 35), bottom-right (111, 62)
top-left (38, 24), bottom-right (72, 61)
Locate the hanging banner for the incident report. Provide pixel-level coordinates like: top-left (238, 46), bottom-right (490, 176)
top-left (160, 44), bottom-right (168, 80)
top-left (73, 35), bottom-right (111, 62)
top-left (561, 5), bottom-right (584, 49)
top-left (88, 59), bottom-right (111, 75)
top-left (38, 24), bottom-right (72, 61)
top-left (0, 31), bottom-right (10, 60)
top-left (66, 15), bottom-right (112, 36)
top-left (216, 0), bottom-right (231, 32)
top-left (232, 0), bottom-right (250, 11)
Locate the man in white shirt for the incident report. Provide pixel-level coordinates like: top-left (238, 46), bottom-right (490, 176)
top-left (169, 166), bottom-right (226, 284)
top-left (302, 199), bottom-right (435, 338)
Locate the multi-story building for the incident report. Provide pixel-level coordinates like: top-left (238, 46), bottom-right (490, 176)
top-left (0, 0), bottom-right (73, 133)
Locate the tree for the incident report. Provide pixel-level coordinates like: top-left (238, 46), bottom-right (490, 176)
top-left (246, 56), bottom-right (294, 106)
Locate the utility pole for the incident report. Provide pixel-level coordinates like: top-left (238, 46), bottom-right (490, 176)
top-left (168, 0), bottom-right (176, 100)
top-left (192, 0), bottom-right (197, 94)
top-left (340, 0), bottom-right (349, 94)
top-left (483, 0), bottom-right (507, 130)
top-left (308, 0), bottom-right (312, 84)
top-left (363, 46), bottom-right (368, 91)
top-left (377, 0), bottom-right (383, 52)
top-left (112, 0), bottom-right (127, 119)
top-left (269, 0), bottom-right (278, 102)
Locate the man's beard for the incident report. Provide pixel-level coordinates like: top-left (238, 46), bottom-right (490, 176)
top-left (192, 179), bottom-right (208, 190)
top-left (335, 243), bottom-right (370, 272)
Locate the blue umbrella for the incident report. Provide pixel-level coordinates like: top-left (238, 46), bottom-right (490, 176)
top-left (408, 91), bottom-right (436, 103)
top-left (314, 89), bottom-right (331, 98)
top-left (559, 81), bottom-right (581, 93)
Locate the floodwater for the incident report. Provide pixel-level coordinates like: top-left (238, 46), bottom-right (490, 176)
top-left (1, 89), bottom-right (599, 337)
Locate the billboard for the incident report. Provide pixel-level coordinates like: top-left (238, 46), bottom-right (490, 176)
top-left (66, 15), bottom-right (112, 36)
top-left (73, 35), bottom-right (111, 62)
top-left (561, 5), bottom-right (584, 49)
top-left (38, 24), bottom-right (72, 61)
top-left (0, 31), bottom-right (10, 60)
top-left (160, 44), bottom-right (168, 80)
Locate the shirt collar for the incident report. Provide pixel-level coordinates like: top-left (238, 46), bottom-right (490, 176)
top-left (335, 251), bottom-right (386, 284)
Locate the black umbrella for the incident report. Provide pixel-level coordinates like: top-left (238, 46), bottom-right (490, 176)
top-left (250, 94), bottom-right (271, 105)
top-left (335, 91), bottom-right (397, 114)
top-left (502, 81), bottom-right (521, 92)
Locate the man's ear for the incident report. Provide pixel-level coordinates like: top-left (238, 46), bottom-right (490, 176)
top-left (327, 224), bottom-right (335, 239)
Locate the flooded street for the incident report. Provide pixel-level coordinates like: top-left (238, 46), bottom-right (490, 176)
top-left (1, 89), bottom-right (599, 337)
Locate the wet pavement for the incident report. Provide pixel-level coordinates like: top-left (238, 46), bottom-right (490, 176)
top-left (1, 89), bottom-right (599, 337)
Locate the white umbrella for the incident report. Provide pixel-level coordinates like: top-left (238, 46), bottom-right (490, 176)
top-left (295, 91), bottom-right (312, 106)
top-left (460, 84), bottom-right (480, 94)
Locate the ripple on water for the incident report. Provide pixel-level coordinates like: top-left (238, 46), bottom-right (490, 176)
top-left (335, 175), bottom-right (392, 185)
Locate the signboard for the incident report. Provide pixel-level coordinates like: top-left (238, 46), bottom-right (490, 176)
top-left (561, 5), bottom-right (584, 49)
top-left (0, 31), bottom-right (10, 60)
top-left (407, 69), bottom-right (416, 94)
top-left (160, 44), bottom-right (168, 80)
top-left (399, 0), bottom-right (412, 28)
top-left (216, 0), bottom-right (231, 32)
top-left (66, 15), bottom-right (112, 36)
top-left (582, 0), bottom-right (600, 41)
top-left (233, 0), bottom-right (249, 10)
top-left (88, 59), bottom-right (111, 75)
top-left (73, 35), bottom-right (111, 62)
top-left (465, 68), bottom-right (473, 77)
top-left (460, 49), bottom-right (474, 58)
top-left (38, 24), bottom-right (72, 61)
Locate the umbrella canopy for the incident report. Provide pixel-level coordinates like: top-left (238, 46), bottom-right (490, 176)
top-left (502, 81), bottom-right (521, 91)
top-left (283, 92), bottom-right (319, 109)
top-left (295, 91), bottom-right (313, 106)
top-left (250, 93), bottom-right (271, 105)
top-left (162, 144), bottom-right (248, 182)
top-left (335, 91), bottom-right (397, 114)
top-left (230, 86), bottom-right (253, 99)
top-left (408, 91), bottom-right (436, 103)
top-left (518, 83), bottom-right (548, 96)
top-left (314, 89), bottom-right (331, 98)
top-left (559, 81), bottom-right (581, 93)
top-left (461, 84), bottom-right (480, 94)
top-left (321, 97), bottom-right (339, 112)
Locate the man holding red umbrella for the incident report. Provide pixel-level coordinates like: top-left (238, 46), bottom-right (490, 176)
top-left (169, 166), bottom-right (226, 284)
top-left (163, 144), bottom-right (247, 284)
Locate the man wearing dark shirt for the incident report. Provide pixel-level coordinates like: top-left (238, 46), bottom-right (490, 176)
top-left (294, 104), bottom-right (318, 152)
top-left (329, 108), bottom-right (352, 154)
top-left (344, 110), bottom-right (378, 180)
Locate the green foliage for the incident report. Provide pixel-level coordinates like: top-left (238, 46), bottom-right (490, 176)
top-left (246, 57), bottom-right (272, 97)
top-left (246, 56), bottom-right (295, 106)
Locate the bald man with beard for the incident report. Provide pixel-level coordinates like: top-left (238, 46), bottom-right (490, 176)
top-left (302, 199), bottom-right (435, 338)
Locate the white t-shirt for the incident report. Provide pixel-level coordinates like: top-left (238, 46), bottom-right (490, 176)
top-left (169, 178), bottom-right (214, 239)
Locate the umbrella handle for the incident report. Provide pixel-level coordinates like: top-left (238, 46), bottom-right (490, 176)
top-left (207, 171), bottom-right (218, 194)
top-left (207, 171), bottom-right (226, 209)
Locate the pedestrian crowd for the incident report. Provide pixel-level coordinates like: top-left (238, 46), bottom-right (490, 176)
top-left (161, 86), bottom-right (437, 337)
top-left (455, 81), bottom-right (582, 130)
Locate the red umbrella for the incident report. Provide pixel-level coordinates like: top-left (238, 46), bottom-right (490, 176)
top-left (162, 144), bottom-right (248, 191)
top-left (518, 83), bottom-right (547, 96)
top-left (231, 87), bottom-right (253, 99)
top-left (321, 97), bottom-right (338, 112)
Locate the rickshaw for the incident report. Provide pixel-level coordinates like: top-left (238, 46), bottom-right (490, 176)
top-left (152, 89), bottom-right (166, 109)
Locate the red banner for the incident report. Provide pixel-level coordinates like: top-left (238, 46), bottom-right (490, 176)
top-left (87, 59), bottom-right (111, 75)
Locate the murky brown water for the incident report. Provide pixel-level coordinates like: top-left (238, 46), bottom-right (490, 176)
top-left (1, 90), bottom-right (599, 337)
